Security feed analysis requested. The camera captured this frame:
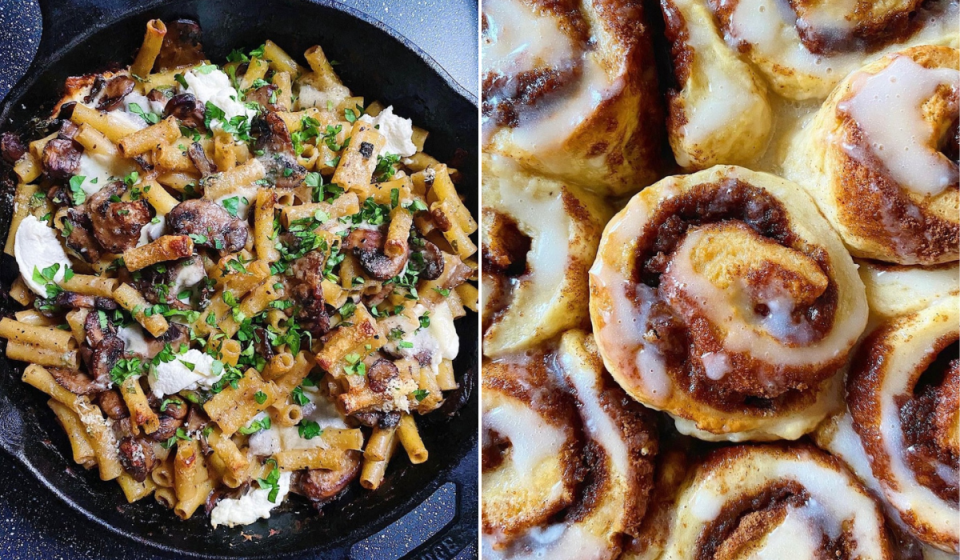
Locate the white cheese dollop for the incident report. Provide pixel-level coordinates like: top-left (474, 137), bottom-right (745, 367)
top-left (149, 349), bottom-right (223, 398)
top-left (76, 153), bottom-right (135, 196)
top-left (117, 324), bottom-right (151, 356)
top-left (170, 259), bottom-right (206, 296)
top-left (137, 216), bottom-right (166, 247)
top-left (183, 68), bottom-right (255, 127)
top-left (14, 215), bottom-right (72, 295)
top-left (358, 106), bottom-right (417, 157)
top-left (210, 471), bottom-right (292, 528)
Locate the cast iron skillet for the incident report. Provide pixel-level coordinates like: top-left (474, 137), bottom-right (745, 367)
top-left (0, 0), bottom-right (478, 558)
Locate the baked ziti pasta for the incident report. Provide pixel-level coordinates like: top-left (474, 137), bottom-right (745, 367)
top-left (0, 19), bottom-right (476, 528)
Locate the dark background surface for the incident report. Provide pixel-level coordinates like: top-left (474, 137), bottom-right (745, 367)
top-left (0, 0), bottom-right (478, 558)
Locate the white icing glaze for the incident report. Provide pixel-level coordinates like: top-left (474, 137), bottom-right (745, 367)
top-left (875, 307), bottom-right (959, 541)
top-left (672, 450), bottom-right (887, 559)
top-left (483, 398), bottom-right (567, 477)
top-left (839, 55), bottom-right (959, 197)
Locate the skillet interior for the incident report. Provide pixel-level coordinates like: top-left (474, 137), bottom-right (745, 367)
top-left (0, 0), bottom-right (479, 557)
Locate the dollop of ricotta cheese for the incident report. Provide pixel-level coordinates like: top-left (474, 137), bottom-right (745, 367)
top-left (210, 471), bottom-right (292, 528)
top-left (359, 106), bottom-right (417, 157)
top-left (149, 349), bottom-right (223, 398)
top-left (14, 215), bottom-right (72, 295)
top-left (76, 154), bottom-right (135, 196)
top-left (183, 68), bottom-right (256, 127)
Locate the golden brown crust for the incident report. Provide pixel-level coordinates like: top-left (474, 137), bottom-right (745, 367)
top-left (590, 166), bottom-right (866, 441)
top-left (846, 297), bottom-right (960, 552)
top-left (784, 46), bottom-right (959, 265)
top-left (482, 0), bottom-right (665, 196)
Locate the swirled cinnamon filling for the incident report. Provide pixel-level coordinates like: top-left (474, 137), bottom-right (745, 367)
top-left (481, 0), bottom-right (589, 130)
top-left (626, 179), bottom-right (839, 409)
top-left (897, 337), bottom-right (959, 503)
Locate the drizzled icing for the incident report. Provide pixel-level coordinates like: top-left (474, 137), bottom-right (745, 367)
top-left (668, 447), bottom-right (888, 559)
top-left (481, 0), bottom-right (617, 151)
top-left (839, 55), bottom-right (959, 197)
top-left (871, 306), bottom-right (959, 543)
top-left (715, 0), bottom-right (958, 97)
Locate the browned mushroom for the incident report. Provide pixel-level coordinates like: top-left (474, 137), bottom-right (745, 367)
top-left (37, 291), bottom-right (119, 317)
top-left (137, 256), bottom-right (207, 311)
top-left (155, 19), bottom-right (205, 71)
top-left (343, 228), bottom-right (409, 280)
top-left (87, 182), bottom-right (152, 252)
top-left (413, 238), bottom-right (444, 280)
top-left (118, 436), bottom-right (157, 482)
top-left (166, 199), bottom-right (248, 253)
top-left (48, 367), bottom-right (104, 396)
top-left (78, 311), bottom-right (124, 392)
top-left (187, 141), bottom-right (217, 176)
top-left (367, 359), bottom-right (399, 394)
top-left (96, 76), bottom-right (136, 111)
top-left (163, 93), bottom-right (205, 129)
top-left (41, 138), bottom-right (81, 180)
top-left (254, 113), bottom-right (306, 188)
top-left (97, 389), bottom-right (130, 419)
top-left (0, 132), bottom-right (25, 164)
top-left (299, 450), bottom-right (361, 503)
top-left (244, 84), bottom-right (285, 112)
top-left (62, 206), bottom-right (103, 263)
top-left (289, 249), bottom-right (332, 336)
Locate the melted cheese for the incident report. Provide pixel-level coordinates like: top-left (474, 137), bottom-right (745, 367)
top-left (149, 349), bottom-right (223, 397)
top-left (183, 68), bottom-right (255, 127)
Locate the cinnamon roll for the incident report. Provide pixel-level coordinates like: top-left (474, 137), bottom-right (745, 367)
top-left (841, 293), bottom-right (959, 552)
top-left (659, 0), bottom-right (774, 169)
top-left (659, 444), bottom-right (896, 559)
top-left (707, 0), bottom-right (958, 100)
top-left (858, 261), bottom-right (960, 321)
top-left (481, 0), bottom-right (665, 196)
top-left (482, 155), bottom-right (610, 358)
top-left (785, 46), bottom-right (959, 265)
top-left (482, 330), bottom-right (658, 559)
top-left (589, 165), bottom-right (868, 441)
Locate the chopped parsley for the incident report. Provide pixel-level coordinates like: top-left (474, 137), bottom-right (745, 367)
top-left (68, 175), bottom-right (86, 205)
top-left (297, 420), bottom-right (322, 440)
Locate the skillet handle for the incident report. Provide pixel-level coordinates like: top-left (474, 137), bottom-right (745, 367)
top-left (350, 447), bottom-right (479, 560)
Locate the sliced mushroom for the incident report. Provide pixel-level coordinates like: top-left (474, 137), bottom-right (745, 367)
top-left (37, 291), bottom-right (119, 317)
top-left (186, 142), bottom-right (216, 176)
top-left (97, 389), bottom-right (130, 419)
top-left (367, 359), bottom-right (399, 394)
top-left (155, 19), bottom-right (205, 71)
top-left (0, 132), bottom-right (25, 164)
top-left (254, 113), bottom-right (306, 188)
top-left (118, 436), bottom-right (156, 482)
top-left (167, 199), bottom-right (248, 253)
top-left (299, 450), bottom-right (361, 503)
top-left (344, 228), bottom-right (409, 281)
top-left (289, 249), bottom-right (332, 336)
top-left (244, 84), bottom-right (285, 112)
top-left (96, 76), bottom-right (136, 111)
top-left (87, 182), bottom-right (152, 252)
top-left (48, 367), bottom-right (103, 396)
top-left (42, 138), bottom-right (82, 180)
top-left (63, 206), bottom-right (103, 263)
top-left (164, 93), bottom-right (205, 129)
top-left (79, 311), bottom-right (124, 392)
top-left (412, 238), bottom-right (444, 281)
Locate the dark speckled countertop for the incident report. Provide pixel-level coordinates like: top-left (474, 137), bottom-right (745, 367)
top-left (0, 0), bottom-right (478, 558)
